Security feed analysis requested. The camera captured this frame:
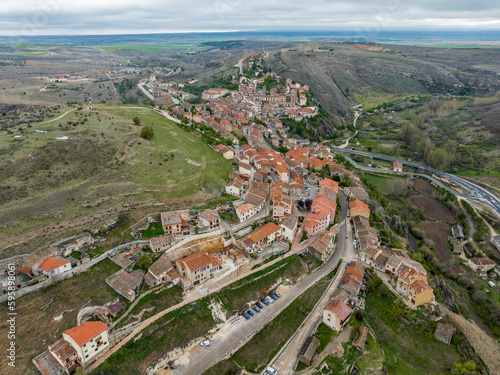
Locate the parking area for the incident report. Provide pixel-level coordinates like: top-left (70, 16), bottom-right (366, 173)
top-left (256, 241), bottom-right (288, 260)
top-left (241, 290), bottom-right (283, 320)
top-left (290, 180), bottom-right (319, 204)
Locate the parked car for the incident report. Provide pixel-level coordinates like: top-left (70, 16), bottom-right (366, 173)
top-left (256, 302), bottom-right (264, 309)
top-left (258, 248), bottom-right (265, 254)
top-left (200, 340), bottom-right (210, 346)
top-left (266, 296), bottom-right (274, 304)
top-left (270, 294), bottom-right (278, 301)
top-left (346, 233), bottom-right (348, 238)
top-left (242, 311), bottom-right (251, 320)
top-left (252, 305), bottom-right (260, 313)
top-left (266, 366), bottom-right (278, 375)
top-left (247, 310), bottom-right (254, 317)
top-left (347, 211), bottom-right (350, 217)
top-left (274, 292), bottom-right (281, 298)
top-left (261, 298), bottom-right (270, 306)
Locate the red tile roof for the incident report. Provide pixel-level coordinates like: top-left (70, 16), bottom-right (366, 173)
top-left (469, 257), bottom-right (495, 266)
top-left (349, 199), bottom-right (370, 214)
top-left (63, 321), bottom-right (108, 347)
top-left (319, 178), bottom-right (339, 194)
top-left (175, 252), bottom-right (221, 272)
top-left (245, 222), bottom-right (282, 244)
top-left (324, 299), bottom-right (352, 321)
top-left (38, 256), bottom-right (70, 272)
top-left (410, 279), bottom-right (432, 293)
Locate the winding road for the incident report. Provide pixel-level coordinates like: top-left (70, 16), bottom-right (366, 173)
top-left (332, 147), bottom-right (500, 218)
top-left (337, 111), bottom-right (360, 149)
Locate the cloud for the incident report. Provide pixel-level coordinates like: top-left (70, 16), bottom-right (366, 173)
top-left (1, 0), bottom-right (499, 36)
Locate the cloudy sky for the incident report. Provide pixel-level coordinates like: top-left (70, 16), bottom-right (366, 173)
top-left (2, 0), bottom-right (500, 36)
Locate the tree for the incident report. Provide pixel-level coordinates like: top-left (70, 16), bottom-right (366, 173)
top-left (133, 116), bottom-right (141, 125)
top-left (300, 230), bottom-right (308, 243)
top-left (140, 125), bottom-right (154, 140)
top-left (136, 255), bottom-right (151, 270)
top-left (336, 154), bottom-right (346, 164)
top-left (452, 361), bottom-right (476, 375)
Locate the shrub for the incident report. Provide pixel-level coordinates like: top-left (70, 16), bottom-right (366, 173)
top-left (140, 125), bottom-right (154, 140)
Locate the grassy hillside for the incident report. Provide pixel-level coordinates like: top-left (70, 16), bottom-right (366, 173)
top-left (265, 43), bottom-right (500, 138)
top-left (0, 104), bottom-right (233, 257)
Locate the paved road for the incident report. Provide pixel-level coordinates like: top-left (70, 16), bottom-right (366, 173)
top-left (235, 57), bottom-right (245, 76)
top-left (180, 191), bottom-right (348, 375)
top-left (332, 147), bottom-right (500, 217)
top-left (158, 109), bottom-right (182, 124)
top-left (267, 193), bottom-right (351, 375)
top-left (138, 80), bottom-right (154, 100)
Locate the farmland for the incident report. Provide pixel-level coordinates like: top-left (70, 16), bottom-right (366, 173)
top-left (409, 196), bottom-right (455, 224)
top-left (419, 222), bottom-right (453, 261)
top-left (413, 178), bottom-right (438, 196)
top-left (0, 104), bottom-right (233, 257)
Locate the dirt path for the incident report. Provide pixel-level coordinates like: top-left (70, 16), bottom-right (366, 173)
top-left (333, 111), bottom-right (360, 149)
top-left (457, 298), bottom-right (495, 339)
top-left (448, 309), bottom-right (500, 375)
top-left (0, 108), bottom-right (77, 134)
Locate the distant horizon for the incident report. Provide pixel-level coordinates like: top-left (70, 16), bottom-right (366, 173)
top-left (1, 30), bottom-right (499, 47)
top-left (2, 29), bottom-right (500, 37)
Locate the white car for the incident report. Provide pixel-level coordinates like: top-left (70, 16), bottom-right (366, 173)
top-left (200, 340), bottom-right (210, 346)
top-left (258, 248), bottom-right (265, 254)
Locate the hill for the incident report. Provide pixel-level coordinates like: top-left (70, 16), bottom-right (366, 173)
top-left (0, 105), bottom-right (233, 257)
top-left (264, 43), bottom-right (500, 137)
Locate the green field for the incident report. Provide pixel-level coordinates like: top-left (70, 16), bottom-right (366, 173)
top-left (364, 172), bottom-right (406, 195)
top-left (99, 44), bottom-right (190, 51)
top-left (15, 45), bottom-right (51, 50)
top-left (0, 104), bottom-right (233, 257)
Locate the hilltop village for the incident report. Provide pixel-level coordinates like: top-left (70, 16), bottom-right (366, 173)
top-left (2, 52), bottom-right (498, 375)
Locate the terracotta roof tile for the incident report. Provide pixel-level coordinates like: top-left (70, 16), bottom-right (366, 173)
top-left (324, 299), bottom-right (353, 321)
top-left (38, 256), bottom-right (70, 272)
top-left (63, 321), bottom-right (108, 347)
